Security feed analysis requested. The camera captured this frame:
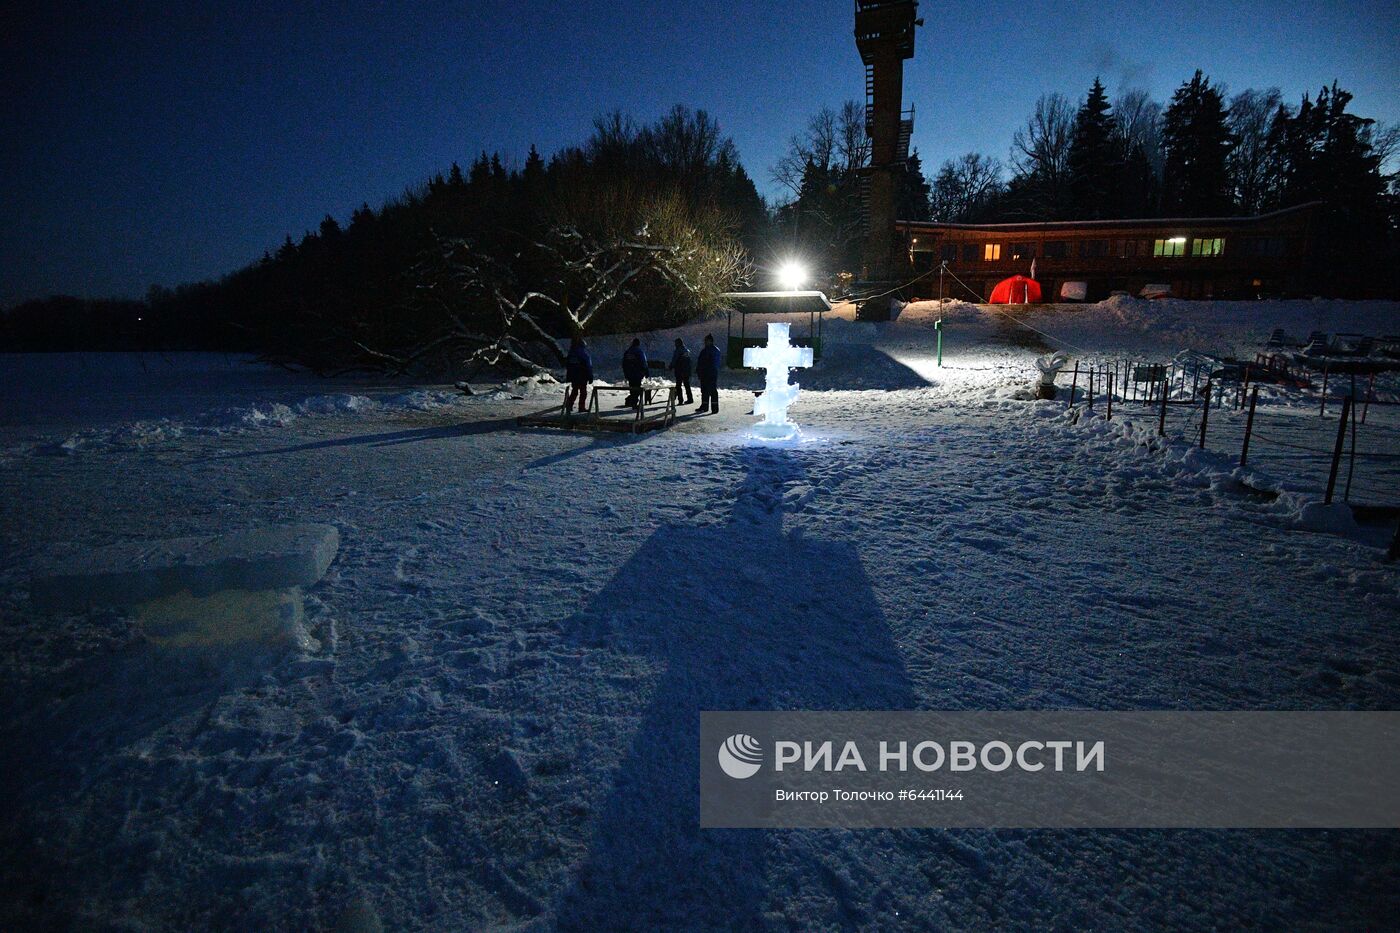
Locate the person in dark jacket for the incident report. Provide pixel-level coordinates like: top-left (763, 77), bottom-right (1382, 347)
top-left (621, 338), bottom-right (648, 407)
top-left (669, 337), bottom-right (694, 405)
top-left (564, 336), bottom-right (593, 413)
top-left (695, 333), bottom-right (722, 414)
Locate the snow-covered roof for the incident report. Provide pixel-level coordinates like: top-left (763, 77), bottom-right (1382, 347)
top-left (719, 291), bottom-right (833, 315)
top-left (897, 201), bottom-right (1324, 233)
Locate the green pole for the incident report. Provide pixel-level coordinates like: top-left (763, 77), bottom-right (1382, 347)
top-left (935, 319), bottom-right (943, 368)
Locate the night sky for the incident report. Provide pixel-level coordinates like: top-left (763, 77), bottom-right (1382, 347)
top-left (3, 0), bottom-right (1397, 306)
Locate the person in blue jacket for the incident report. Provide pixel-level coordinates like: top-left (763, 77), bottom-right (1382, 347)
top-left (621, 338), bottom-right (648, 407)
top-left (695, 333), bottom-right (722, 414)
top-left (564, 336), bottom-right (593, 413)
top-left (669, 337), bottom-right (694, 405)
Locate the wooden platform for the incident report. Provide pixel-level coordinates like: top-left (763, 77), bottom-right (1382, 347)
top-left (517, 384), bottom-right (678, 434)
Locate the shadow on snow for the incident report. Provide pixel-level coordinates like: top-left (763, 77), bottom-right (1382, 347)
top-left (551, 445), bottom-right (915, 929)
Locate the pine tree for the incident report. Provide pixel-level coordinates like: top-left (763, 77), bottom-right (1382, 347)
top-left (1225, 88), bottom-right (1282, 214)
top-left (522, 145), bottom-right (545, 183)
top-left (896, 149), bottom-right (932, 221)
top-left (468, 153), bottom-right (490, 187)
top-left (1161, 70), bottom-right (1235, 216)
top-left (1067, 78), bottom-right (1117, 218)
top-left (1265, 83), bottom-right (1392, 293)
top-left (1117, 143), bottom-right (1159, 218)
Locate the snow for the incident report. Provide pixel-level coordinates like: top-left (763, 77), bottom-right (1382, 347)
top-left (29, 523), bottom-right (340, 611)
top-left (1, 298), bottom-right (1399, 929)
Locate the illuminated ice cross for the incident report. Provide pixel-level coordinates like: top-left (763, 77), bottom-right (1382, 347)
top-left (743, 322), bottom-right (814, 440)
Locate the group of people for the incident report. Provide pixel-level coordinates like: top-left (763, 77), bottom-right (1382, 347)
top-left (564, 335), bottom-right (722, 415)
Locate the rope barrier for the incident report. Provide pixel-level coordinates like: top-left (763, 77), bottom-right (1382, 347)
top-left (1247, 431), bottom-right (1339, 455)
top-left (834, 259), bottom-right (1100, 358)
top-left (937, 264), bottom-right (1097, 356)
top-left (837, 264), bottom-right (947, 305)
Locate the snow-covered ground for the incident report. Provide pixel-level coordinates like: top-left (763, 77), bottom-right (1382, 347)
top-left (2, 298), bottom-right (1398, 930)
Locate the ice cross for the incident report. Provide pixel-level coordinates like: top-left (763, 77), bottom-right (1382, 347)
top-left (743, 322), bottom-right (814, 440)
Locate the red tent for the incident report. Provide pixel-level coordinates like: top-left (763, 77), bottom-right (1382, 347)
top-left (988, 275), bottom-right (1042, 304)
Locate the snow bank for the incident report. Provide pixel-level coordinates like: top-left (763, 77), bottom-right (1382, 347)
top-left (900, 295), bottom-right (1399, 362)
top-left (32, 390), bottom-right (472, 455)
top-left (474, 373), bottom-right (563, 400)
top-left (1053, 405), bottom-right (1392, 550)
top-left (30, 523), bottom-right (341, 611)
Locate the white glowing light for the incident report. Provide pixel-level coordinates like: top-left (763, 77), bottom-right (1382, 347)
top-left (743, 322), bottom-right (814, 441)
top-left (777, 261), bottom-right (807, 291)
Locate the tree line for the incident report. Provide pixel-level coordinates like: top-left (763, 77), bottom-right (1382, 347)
top-left (3, 75), bottom-right (1397, 359)
top-left (773, 72), bottom-right (1398, 293)
top-left (2, 106), bottom-right (766, 372)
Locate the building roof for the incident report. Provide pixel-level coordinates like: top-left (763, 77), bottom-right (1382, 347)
top-left (718, 291), bottom-right (832, 315)
top-left (897, 201), bottom-right (1323, 233)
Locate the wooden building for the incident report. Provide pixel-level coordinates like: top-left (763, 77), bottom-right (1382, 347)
top-left (897, 202), bottom-right (1321, 301)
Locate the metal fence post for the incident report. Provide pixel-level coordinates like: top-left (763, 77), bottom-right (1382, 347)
top-left (1158, 379), bottom-right (1168, 436)
top-left (1199, 378), bottom-right (1212, 449)
top-left (1107, 373), bottom-right (1114, 420)
top-left (1324, 396), bottom-right (1352, 505)
top-left (1067, 361), bottom-right (1079, 410)
top-left (1320, 363), bottom-right (1329, 417)
top-left (1344, 394), bottom-right (1358, 503)
top-left (1241, 385), bottom-right (1259, 467)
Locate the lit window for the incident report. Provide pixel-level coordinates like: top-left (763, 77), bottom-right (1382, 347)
top-left (1154, 237), bottom-right (1186, 258)
top-left (984, 243), bottom-right (1001, 261)
top-left (1191, 237), bottom-right (1224, 257)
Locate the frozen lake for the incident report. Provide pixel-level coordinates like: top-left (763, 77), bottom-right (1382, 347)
top-left (0, 352), bottom-right (428, 430)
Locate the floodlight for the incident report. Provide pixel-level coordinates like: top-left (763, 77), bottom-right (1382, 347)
top-left (777, 261), bottom-right (807, 291)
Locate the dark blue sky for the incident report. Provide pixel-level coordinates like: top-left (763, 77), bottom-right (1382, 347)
top-left (3, 0), bottom-right (1397, 305)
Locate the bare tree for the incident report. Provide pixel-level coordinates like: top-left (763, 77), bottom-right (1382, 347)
top-left (1112, 89), bottom-right (1165, 174)
top-left (771, 105), bottom-right (840, 198)
top-left (349, 222), bottom-right (747, 377)
top-left (645, 105), bottom-right (727, 184)
top-left (587, 111), bottom-right (642, 170)
top-left (1011, 93), bottom-right (1074, 181)
top-left (1366, 121), bottom-right (1400, 173)
top-left (930, 153), bottom-right (1005, 221)
top-left (836, 100), bottom-right (871, 173)
top-left (1009, 93), bottom-right (1074, 216)
top-left (1227, 87), bottom-right (1283, 214)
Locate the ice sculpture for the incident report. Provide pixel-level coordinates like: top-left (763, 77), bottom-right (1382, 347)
top-left (743, 322), bottom-right (814, 440)
top-left (1034, 351), bottom-right (1070, 400)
